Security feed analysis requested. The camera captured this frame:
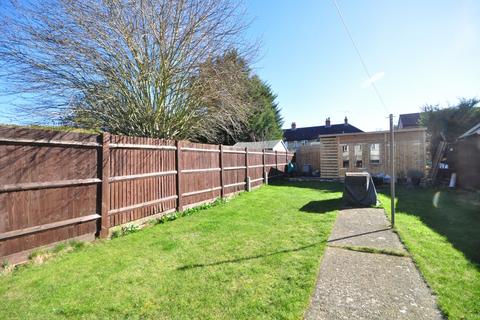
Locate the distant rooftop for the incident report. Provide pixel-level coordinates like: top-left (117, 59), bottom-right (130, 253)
top-left (283, 122), bottom-right (363, 141)
top-left (398, 113), bottom-right (421, 128)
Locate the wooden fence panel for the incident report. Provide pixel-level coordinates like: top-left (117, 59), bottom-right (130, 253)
top-left (108, 135), bottom-right (177, 227)
top-left (264, 152), bottom-right (277, 177)
top-left (222, 146), bottom-right (247, 194)
top-left (180, 141), bottom-right (221, 207)
top-left (276, 151), bottom-right (287, 174)
top-left (0, 126), bottom-right (294, 263)
top-left (0, 127), bottom-right (100, 263)
top-left (248, 150), bottom-right (264, 187)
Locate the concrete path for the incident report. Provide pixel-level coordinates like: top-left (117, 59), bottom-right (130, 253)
top-left (304, 208), bottom-right (443, 320)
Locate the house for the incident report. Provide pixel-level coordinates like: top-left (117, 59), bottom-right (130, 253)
top-left (398, 113), bottom-right (421, 129)
top-left (283, 117), bottom-right (363, 151)
top-left (233, 139), bottom-right (288, 152)
top-left (450, 122), bottom-right (480, 190)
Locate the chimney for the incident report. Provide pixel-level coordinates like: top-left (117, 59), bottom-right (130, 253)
top-left (291, 122), bottom-right (297, 130)
top-left (344, 116), bottom-right (348, 125)
top-left (325, 117), bottom-right (331, 127)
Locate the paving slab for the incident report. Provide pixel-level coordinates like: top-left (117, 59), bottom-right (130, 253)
top-left (305, 208), bottom-right (442, 320)
top-left (327, 208), bottom-right (406, 252)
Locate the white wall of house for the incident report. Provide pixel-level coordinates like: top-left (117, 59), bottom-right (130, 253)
top-left (272, 140), bottom-right (289, 152)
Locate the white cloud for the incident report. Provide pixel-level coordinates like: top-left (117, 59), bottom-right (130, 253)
top-left (362, 71), bottom-right (385, 88)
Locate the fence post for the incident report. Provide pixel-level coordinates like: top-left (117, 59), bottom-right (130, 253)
top-left (219, 144), bottom-right (224, 198)
top-left (263, 148), bottom-right (267, 185)
top-left (245, 147), bottom-right (248, 191)
top-left (176, 140), bottom-right (183, 212)
top-left (275, 150), bottom-right (278, 175)
top-left (100, 132), bottom-right (110, 238)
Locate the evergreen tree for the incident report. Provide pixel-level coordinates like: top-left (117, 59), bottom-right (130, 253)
top-left (193, 50), bottom-right (284, 145)
top-left (245, 76), bottom-right (284, 141)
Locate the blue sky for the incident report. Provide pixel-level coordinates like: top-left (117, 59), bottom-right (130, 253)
top-left (246, 0), bottom-right (480, 131)
top-left (1, 0), bottom-right (479, 131)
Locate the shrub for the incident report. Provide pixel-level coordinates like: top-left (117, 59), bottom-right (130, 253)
top-left (52, 243), bottom-right (67, 253)
top-left (121, 225), bottom-right (139, 235)
top-left (110, 229), bottom-right (121, 239)
top-left (111, 225), bottom-right (140, 239)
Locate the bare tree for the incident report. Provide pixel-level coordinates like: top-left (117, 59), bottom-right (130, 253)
top-left (0, 0), bottom-right (255, 139)
top-left (191, 49), bottom-right (253, 144)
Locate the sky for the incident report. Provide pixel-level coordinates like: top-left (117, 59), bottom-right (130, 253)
top-left (0, 0), bottom-right (479, 131)
top-left (245, 0), bottom-right (480, 131)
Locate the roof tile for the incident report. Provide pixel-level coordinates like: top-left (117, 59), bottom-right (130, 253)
top-left (283, 123), bottom-right (363, 141)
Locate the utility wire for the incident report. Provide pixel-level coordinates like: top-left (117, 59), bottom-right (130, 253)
top-left (331, 0), bottom-right (390, 114)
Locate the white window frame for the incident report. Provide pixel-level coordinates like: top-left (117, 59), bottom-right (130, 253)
top-left (341, 144), bottom-right (349, 168)
top-left (370, 143), bottom-right (381, 164)
top-left (354, 144), bottom-right (363, 168)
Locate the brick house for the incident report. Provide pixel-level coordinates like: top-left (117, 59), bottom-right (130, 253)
top-left (283, 117), bottom-right (363, 151)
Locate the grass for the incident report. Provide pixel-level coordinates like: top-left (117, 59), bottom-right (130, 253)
top-left (378, 186), bottom-right (480, 320)
top-left (0, 182), bottom-right (342, 319)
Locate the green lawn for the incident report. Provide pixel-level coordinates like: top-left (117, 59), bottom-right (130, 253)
top-left (0, 182), bottom-right (341, 319)
top-left (378, 187), bottom-right (480, 320)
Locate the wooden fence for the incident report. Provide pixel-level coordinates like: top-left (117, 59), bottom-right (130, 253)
top-left (0, 126), bottom-right (293, 263)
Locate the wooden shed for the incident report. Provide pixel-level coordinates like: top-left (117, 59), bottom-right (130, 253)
top-left (296, 127), bottom-right (427, 179)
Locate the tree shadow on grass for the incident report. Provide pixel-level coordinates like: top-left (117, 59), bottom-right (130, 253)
top-left (300, 198), bottom-right (343, 214)
top-left (380, 187), bottom-right (480, 266)
top-left (176, 241), bottom-right (326, 271)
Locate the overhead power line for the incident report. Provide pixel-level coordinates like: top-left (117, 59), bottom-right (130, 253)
top-left (331, 0), bottom-right (390, 114)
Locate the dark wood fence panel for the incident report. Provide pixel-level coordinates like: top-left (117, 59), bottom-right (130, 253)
top-left (180, 141), bottom-right (221, 207)
top-left (248, 151), bottom-right (264, 188)
top-left (0, 126), bottom-right (295, 263)
top-left (0, 127), bottom-right (101, 263)
top-left (264, 152), bottom-right (277, 177)
top-left (222, 146), bottom-right (247, 194)
top-left (108, 135), bottom-right (177, 227)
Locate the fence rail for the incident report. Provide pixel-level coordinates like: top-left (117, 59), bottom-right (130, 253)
top-left (0, 126), bottom-right (294, 263)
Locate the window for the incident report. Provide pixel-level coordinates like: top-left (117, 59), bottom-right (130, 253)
top-left (354, 144), bottom-right (363, 167)
top-left (370, 143), bottom-right (380, 164)
top-left (341, 145), bottom-right (349, 168)
top-left (293, 141), bottom-right (298, 148)
top-left (301, 140), bottom-right (308, 145)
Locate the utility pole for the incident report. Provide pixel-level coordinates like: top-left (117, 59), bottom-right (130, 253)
top-left (389, 114), bottom-right (395, 226)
